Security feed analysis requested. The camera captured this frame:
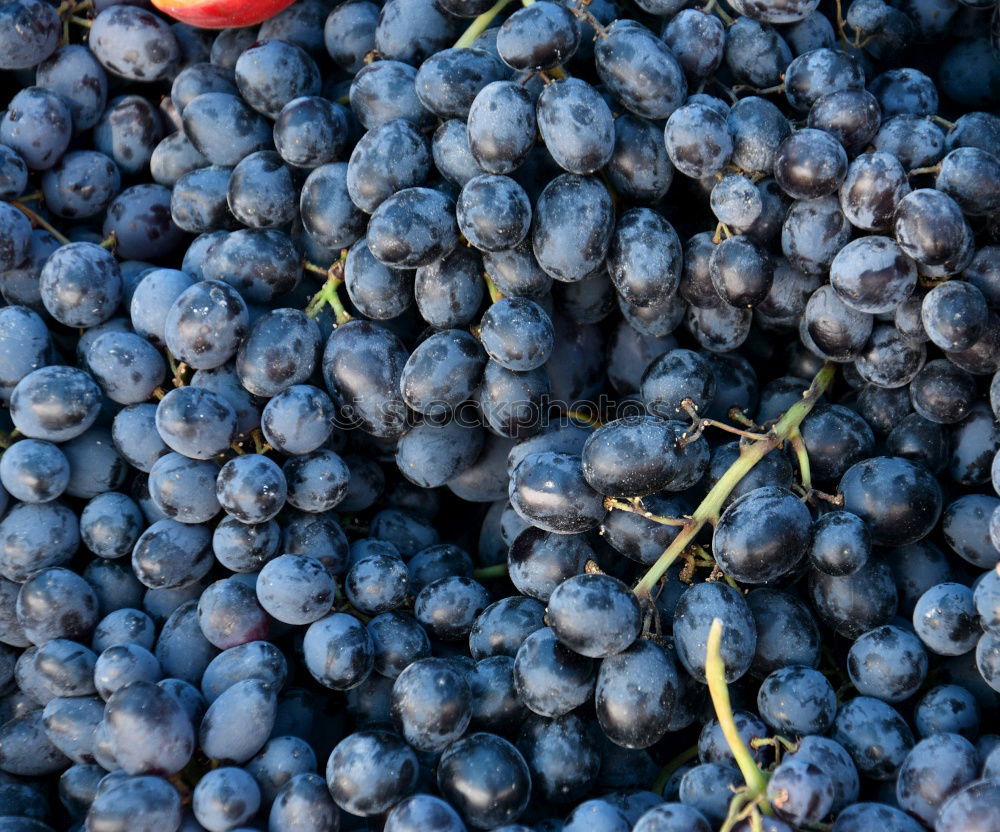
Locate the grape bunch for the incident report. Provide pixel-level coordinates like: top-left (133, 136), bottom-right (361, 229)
top-left (0, 0), bottom-right (998, 830)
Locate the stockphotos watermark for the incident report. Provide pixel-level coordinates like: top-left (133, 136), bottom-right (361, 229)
top-left (327, 395), bottom-right (683, 432)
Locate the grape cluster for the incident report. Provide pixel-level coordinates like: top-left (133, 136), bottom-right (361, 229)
top-left (0, 0), bottom-right (998, 830)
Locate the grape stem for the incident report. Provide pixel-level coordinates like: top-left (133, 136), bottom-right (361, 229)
top-left (11, 202), bottom-right (70, 245)
top-left (473, 563), bottom-right (508, 580)
top-left (707, 618), bottom-right (773, 812)
top-left (679, 399), bottom-right (770, 445)
top-left (564, 407), bottom-right (603, 429)
top-left (453, 0), bottom-right (515, 48)
top-left (303, 254), bottom-right (351, 324)
top-left (0, 429), bottom-right (21, 451)
top-left (650, 743), bottom-right (699, 794)
top-left (629, 362), bottom-right (835, 602)
top-left (788, 428), bottom-right (810, 491)
top-left (928, 115), bottom-right (957, 130)
top-left (483, 272), bottom-right (504, 304)
top-left (701, 0), bottom-right (734, 26)
top-left (602, 497), bottom-right (688, 526)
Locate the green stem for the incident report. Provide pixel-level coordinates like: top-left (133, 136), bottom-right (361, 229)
top-left (788, 428), bottom-right (810, 491)
top-left (707, 619), bottom-right (772, 810)
top-left (304, 255), bottom-right (351, 324)
top-left (604, 498), bottom-right (688, 526)
top-left (473, 563), bottom-right (508, 580)
top-left (702, 0), bottom-right (734, 25)
top-left (0, 429), bottom-right (21, 450)
top-left (928, 115), bottom-right (956, 130)
top-left (484, 272), bottom-right (504, 304)
top-left (453, 0), bottom-right (514, 48)
top-left (632, 363), bottom-right (835, 601)
top-left (12, 202), bottom-right (69, 245)
top-left (650, 744), bottom-right (699, 794)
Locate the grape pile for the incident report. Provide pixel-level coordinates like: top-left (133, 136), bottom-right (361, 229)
top-left (0, 0), bottom-right (998, 830)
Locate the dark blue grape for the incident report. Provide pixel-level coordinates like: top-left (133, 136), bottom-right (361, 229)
top-left (831, 696), bottom-right (914, 780)
top-left (349, 59), bottom-right (432, 130)
top-left (192, 766), bottom-right (261, 830)
top-left (437, 733), bottom-right (531, 828)
top-left (89, 5), bottom-right (180, 82)
top-left (0, 87), bottom-right (72, 171)
top-left (181, 93), bottom-right (272, 167)
top-left (40, 151), bottom-right (120, 220)
top-left (39, 242), bottom-right (122, 328)
top-left (303, 612), bottom-right (373, 690)
top-left (0, 0), bottom-right (60, 70)
top-left (131, 519), bottom-right (212, 590)
top-left (199, 677), bottom-right (276, 762)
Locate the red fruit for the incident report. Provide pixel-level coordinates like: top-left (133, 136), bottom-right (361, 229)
top-left (151, 0), bottom-right (296, 29)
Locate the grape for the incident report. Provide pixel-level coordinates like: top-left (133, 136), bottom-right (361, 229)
top-left (595, 638), bottom-right (677, 749)
top-left (415, 47), bottom-right (505, 120)
top-left (367, 187), bottom-right (459, 268)
top-left (193, 766), bottom-right (261, 832)
top-left (89, 6), bottom-right (180, 82)
top-left (384, 794), bottom-right (467, 832)
top-left (0, 439), bottom-right (69, 505)
top-left (516, 712), bottom-right (599, 803)
top-left (349, 59), bottom-right (432, 131)
top-left (269, 771), bottom-right (339, 832)
top-left (496, 1), bottom-right (579, 71)
top-left (831, 803), bottom-right (923, 832)
top-left (831, 696), bottom-right (914, 779)
top-left (808, 88), bottom-right (881, 154)
top-left (595, 21), bottom-right (687, 120)
top-left (132, 520), bottom-right (212, 590)
top-left (39, 242), bottom-right (123, 328)
top-left (847, 624), bottom-right (928, 702)
top-left (784, 47), bottom-right (864, 113)
top-left (608, 208), bottom-right (682, 308)
top-left (155, 386), bottom-right (237, 460)
top-left (537, 78), bottom-right (614, 175)
top-left (712, 486), bottom-right (811, 583)
top-left (274, 95), bottom-right (349, 170)
top-left (0, 87), bottom-right (72, 171)
top-left (725, 16), bottom-right (792, 87)
top-left (782, 195), bottom-right (852, 277)
top-left (532, 173), bottom-right (614, 283)
top-left (437, 733), bottom-right (531, 828)
top-left (227, 151), bottom-right (298, 229)
top-left (375, 0), bottom-right (460, 65)
top-left (343, 237), bottom-right (413, 320)
top-left (41, 151), bottom-right (121, 220)
top-left (674, 582), bottom-right (756, 683)
top-left (0, 0), bottom-right (60, 71)
top-left (633, 803), bottom-right (712, 832)
top-left (679, 762), bottom-right (742, 823)
top-left (664, 103), bottom-right (733, 179)
top-left (181, 92), bottom-right (272, 167)
top-left (914, 684), bottom-right (979, 738)
top-left (199, 677), bottom-right (276, 763)
top-left (604, 113), bottom-right (674, 203)
top-left (103, 680), bottom-right (194, 775)
top-left (457, 174), bottom-right (532, 253)
top-left (85, 775), bottom-right (183, 832)
top-left (709, 235), bottom-right (774, 308)
top-left (94, 643), bottom-right (161, 700)
top-left (774, 129), bottom-right (848, 200)
top-left (663, 10), bottom-right (725, 82)
top-left (347, 119), bottom-right (430, 214)
top-left (897, 733), bottom-right (980, 826)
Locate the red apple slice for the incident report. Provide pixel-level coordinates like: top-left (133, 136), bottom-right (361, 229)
top-left (151, 0), bottom-right (296, 29)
